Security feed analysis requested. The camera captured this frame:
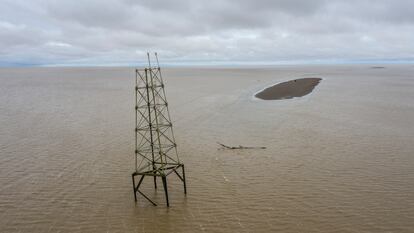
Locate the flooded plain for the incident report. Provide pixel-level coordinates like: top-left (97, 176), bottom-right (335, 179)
top-left (1, 65), bottom-right (414, 232)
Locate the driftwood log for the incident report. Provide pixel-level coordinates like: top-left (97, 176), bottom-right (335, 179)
top-left (217, 142), bottom-right (266, 150)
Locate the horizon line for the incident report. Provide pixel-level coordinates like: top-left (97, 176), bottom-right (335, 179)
top-left (1, 58), bottom-right (414, 68)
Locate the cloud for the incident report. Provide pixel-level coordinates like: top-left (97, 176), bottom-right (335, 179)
top-left (0, 0), bottom-right (414, 66)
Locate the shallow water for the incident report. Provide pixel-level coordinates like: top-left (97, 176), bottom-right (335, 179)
top-left (1, 65), bottom-right (414, 232)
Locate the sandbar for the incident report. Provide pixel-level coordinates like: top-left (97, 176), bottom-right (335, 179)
top-left (255, 78), bottom-right (322, 100)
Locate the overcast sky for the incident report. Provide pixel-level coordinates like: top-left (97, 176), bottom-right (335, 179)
top-left (1, 0), bottom-right (414, 66)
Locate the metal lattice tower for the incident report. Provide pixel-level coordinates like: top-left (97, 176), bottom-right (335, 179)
top-left (132, 52), bottom-right (186, 207)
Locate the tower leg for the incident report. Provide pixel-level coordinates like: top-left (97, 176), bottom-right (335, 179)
top-left (133, 175), bottom-right (146, 203)
top-left (132, 174), bottom-right (137, 202)
top-left (153, 164), bottom-right (157, 189)
top-left (162, 176), bottom-right (169, 207)
top-left (182, 164), bottom-right (187, 195)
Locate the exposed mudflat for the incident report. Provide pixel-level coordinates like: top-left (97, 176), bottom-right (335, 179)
top-left (255, 78), bottom-right (322, 100)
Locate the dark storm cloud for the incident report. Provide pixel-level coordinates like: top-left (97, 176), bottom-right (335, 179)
top-left (0, 0), bottom-right (414, 66)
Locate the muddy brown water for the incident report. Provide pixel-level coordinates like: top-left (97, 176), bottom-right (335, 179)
top-left (1, 65), bottom-right (414, 232)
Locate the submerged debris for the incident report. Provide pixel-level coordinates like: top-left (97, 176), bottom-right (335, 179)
top-left (217, 142), bottom-right (266, 150)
